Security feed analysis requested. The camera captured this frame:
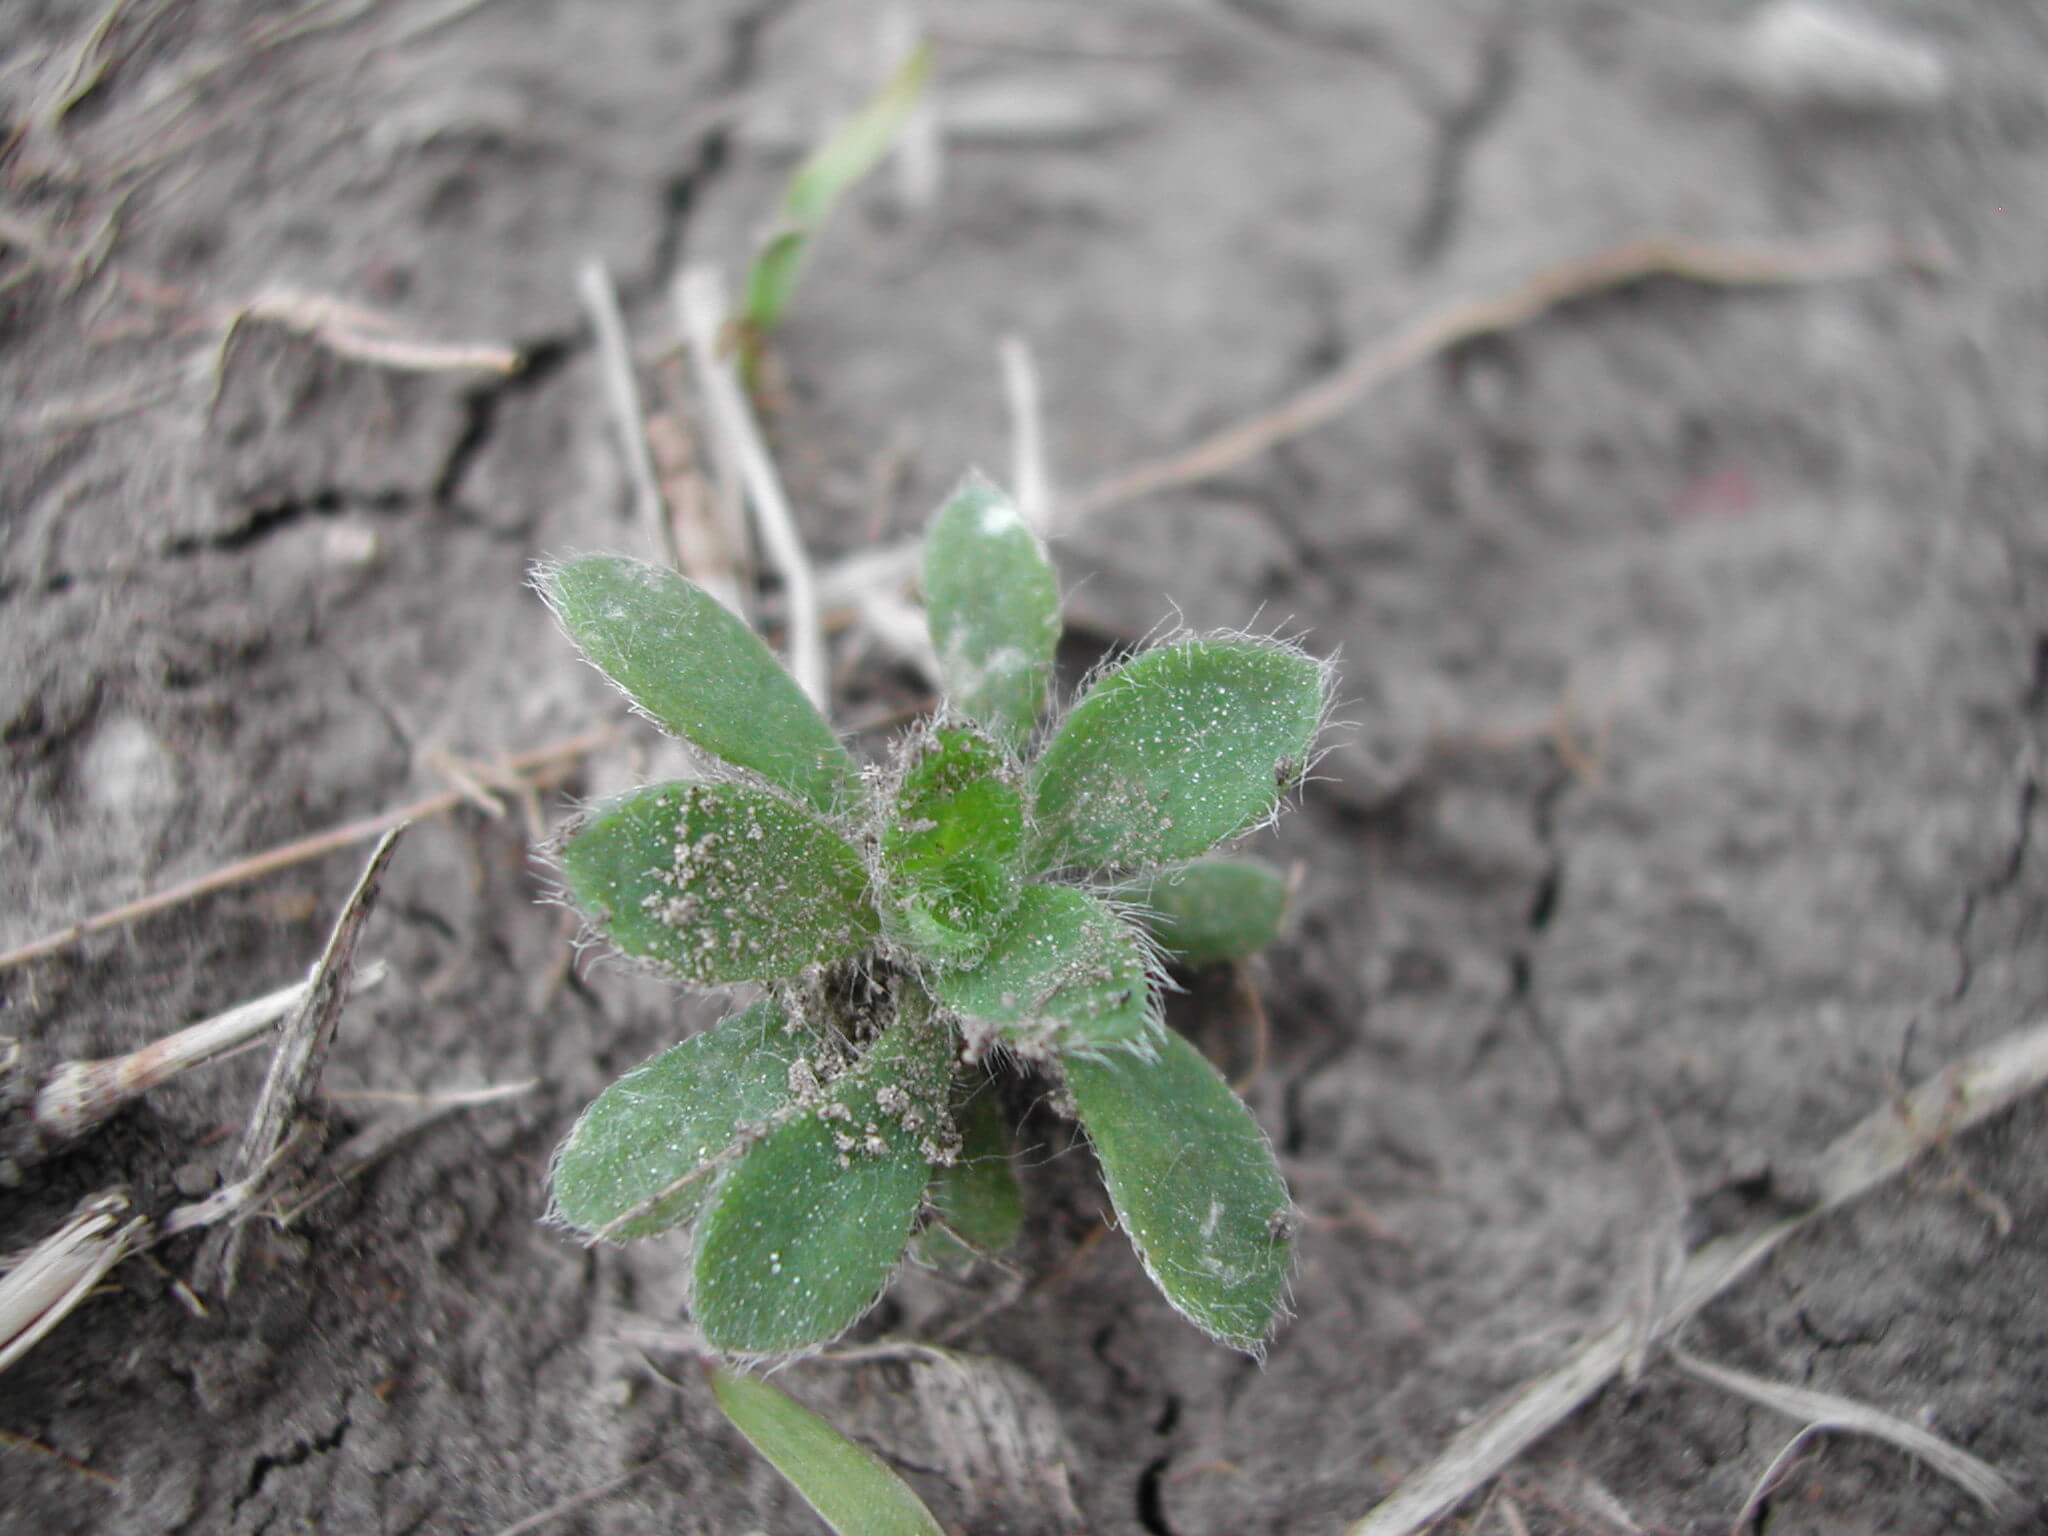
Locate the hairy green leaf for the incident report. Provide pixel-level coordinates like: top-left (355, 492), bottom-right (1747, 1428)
top-left (542, 556), bottom-right (857, 814)
top-left (1065, 1028), bottom-right (1293, 1351)
top-left (914, 1083), bottom-right (1022, 1271)
top-left (691, 1002), bottom-right (955, 1357)
top-left (923, 473), bottom-right (1061, 750)
top-left (1028, 638), bottom-right (1326, 874)
top-left (708, 1364), bottom-right (946, 1536)
top-left (1134, 856), bottom-right (1290, 967)
top-left (879, 725), bottom-right (1026, 967)
top-left (739, 42), bottom-right (935, 361)
top-left (560, 781), bottom-right (876, 984)
top-left (930, 884), bottom-right (1157, 1055)
top-left (551, 999), bottom-right (801, 1241)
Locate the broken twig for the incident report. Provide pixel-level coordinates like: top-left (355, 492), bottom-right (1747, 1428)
top-left (0, 726), bottom-right (607, 973)
top-left (196, 829), bottom-right (403, 1297)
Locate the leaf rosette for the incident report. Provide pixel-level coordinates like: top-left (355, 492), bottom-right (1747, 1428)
top-left (542, 471), bottom-right (1329, 1360)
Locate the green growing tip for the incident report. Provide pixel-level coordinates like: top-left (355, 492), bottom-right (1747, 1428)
top-left (878, 724), bottom-right (1027, 968)
top-left (923, 473), bottom-right (1061, 753)
top-left (930, 883), bottom-right (1158, 1057)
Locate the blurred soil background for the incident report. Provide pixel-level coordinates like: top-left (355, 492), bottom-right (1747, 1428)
top-left (2, 1), bottom-right (2045, 1532)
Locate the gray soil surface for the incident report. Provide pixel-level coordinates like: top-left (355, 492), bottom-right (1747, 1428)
top-left (4, 2), bottom-right (2046, 1532)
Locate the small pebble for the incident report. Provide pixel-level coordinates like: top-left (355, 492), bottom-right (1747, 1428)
top-left (173, 1160), bottom-right (215, 1199)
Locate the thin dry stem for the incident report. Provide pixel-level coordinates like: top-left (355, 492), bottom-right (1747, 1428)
top-left (28, 960), bottom-right (388, 1151)
top-left (1069, 227), bottom-right (1939, 521)
top-left (322, 1079), bottom-right (537, 1109)
top-left (1000, 333), bottom-right (1051, 530)
top-left (0, 726), bottom-right (608, 972)
top-left (881, 5), bottom-right (941, 210)
top-left (1731, 1425), bottom-right (1826, 1535)
top-left (1670, 1346), bottom-right (2020, 1522)
top-left (490, 1464), bottom-right (653, 1536)
top-left (810, 227), bottom-right (1929, 614)
top-left (0, 1426), bottom-right (121, 1491)
top-left (1344, 1015), bottom-right (2048, 1536)
top-left (1228, 962), bottom-right (1271, 1095)
top-left (276, 1080), bottom-right (536, 1225)
top-left (647, 384), bottom-right (748, 614)
top-left (674, 264), bottom-right (828, 707)
top-left (221, 289), bottom-right (521, 383)
top-left (577, 257), bottom-right (679, 570)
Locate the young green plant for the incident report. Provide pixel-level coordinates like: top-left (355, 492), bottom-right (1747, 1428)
top-left (541, 471), bottom-right (1330, 1363)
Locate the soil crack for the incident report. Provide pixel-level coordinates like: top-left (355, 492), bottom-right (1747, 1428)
top-left (1404, 24), bottom-right (1519, 269)
top-left (234, 1407), bottom-right (353, 1512)
top-left (1497, 762), bottom-right (1587, 1131)
top-left (1947, 763), bottom-right (2037, 1006)
top-left (1136, 1453), bottom-right (1180, 1536)
top-left (1218, 1), bottom-right (1521, 267)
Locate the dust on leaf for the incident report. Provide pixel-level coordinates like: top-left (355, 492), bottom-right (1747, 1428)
top-left (559, 781), bottom-right (877, 985)
top-left (1028, 637), bottom-right (1328, 875)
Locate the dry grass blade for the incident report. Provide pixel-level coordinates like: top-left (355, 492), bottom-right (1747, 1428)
top-left (2, 1128), bottom-right (306, 1375)
top-left (811, 227), bottom-right (1930, 612)
top-left (1067, 228), bottom-right (1938, 520)
top-left (674, 264), bottom-right (828, 708)
top-left (275, 1079), bottom-right (538, 1225)
top-left (0, 1191), bottom-right (149, 1374)
top-left (1344, 1016), bottom-right (2048, 1536)
top-left (19, 960), bottom-right (387, 1158)
top-left (1727, 1425), bottom-right (1826, 1535)
top-left (1669, 1346), bottom-right (2021, 1522)
top-left (577, 258), bottom-right (678, 569)
top-left (195, 829), bottom-right (404, 1298)
top-left (999, 333), bottom-right (1051, 530)
top-left (0, 1426), bottom-right (122, 1491)
top-left (222, 289), bottom-right (521, 381)
top-left (0, 726), bottom-right (607, 973)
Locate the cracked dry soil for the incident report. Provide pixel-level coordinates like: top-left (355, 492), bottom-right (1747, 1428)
top-left (5, 2), bottom-right (2047, 1532)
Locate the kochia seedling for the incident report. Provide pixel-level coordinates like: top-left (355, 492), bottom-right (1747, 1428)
top-left (540, 473), bottom-right (1332, 1360)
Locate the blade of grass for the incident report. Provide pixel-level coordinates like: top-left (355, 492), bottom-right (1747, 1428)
top-left (707, 1363), bottom-right (946, 1536)
top-left (736, 40), bottom-right (934, 370)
